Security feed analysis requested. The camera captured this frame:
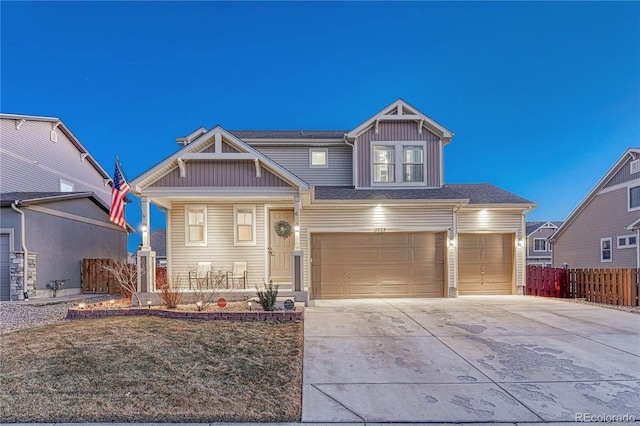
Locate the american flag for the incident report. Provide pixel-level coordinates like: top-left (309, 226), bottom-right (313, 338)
top-left (109, 161), bottom-right (130, 228)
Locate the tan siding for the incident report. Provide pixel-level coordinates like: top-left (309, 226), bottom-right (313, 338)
top-left (300, 206), bottom-right (454, 293)
top-left (356, 121), bottom-right (441, 187)
top-left (457, 209), bottom-right (526, 293)
top-left (167, 202), bottom-right (267, 289)
top-left (0, 119), bottom-right (111, 204)
top-left (255, 146), bottom-right (352, 186)
top-left (604, 157), bottom-right (640, 188)
top-left (150, 161), bottom-right (292, 187)
top-left (554, 187), bottom-right (639, 268)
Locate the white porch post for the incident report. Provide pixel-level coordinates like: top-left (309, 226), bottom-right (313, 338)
top-left (137, 196), bottom-right (155, 293)
top-left (291, 195), bottom-right (303, 292)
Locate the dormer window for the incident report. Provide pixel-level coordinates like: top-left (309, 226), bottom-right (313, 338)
top-left (372, 142), bottom-right (426, 186)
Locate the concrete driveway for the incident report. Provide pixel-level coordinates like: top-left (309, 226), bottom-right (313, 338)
top-left (302, 296), bottom-right (640, 423)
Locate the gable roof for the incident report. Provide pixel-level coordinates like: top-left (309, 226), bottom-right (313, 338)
top-left (552, 148), bottom-right (640, 241)
top-left (346, 99), bottom-right (454, 142)
top-left (0, 113), bottom-right (112, 183)
top-left (526, 221), bottom-right (563, 236)
top-left (131, 126), bottom-right (310, 192)
top-left (313, 183), bottom-right (534, 206)
top-left (229, 130), bottom-right (346, 141)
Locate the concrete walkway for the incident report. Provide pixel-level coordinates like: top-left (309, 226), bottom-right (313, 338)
top-left (302, 296), bottom-right (640, 423)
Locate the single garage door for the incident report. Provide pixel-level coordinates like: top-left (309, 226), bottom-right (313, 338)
top-left (458, 233), bottom-right (513, 295)
top-left (311, 232), bottom-right (445, 299)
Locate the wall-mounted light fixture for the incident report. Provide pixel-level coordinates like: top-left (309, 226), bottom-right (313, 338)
top-left (516, 238), bottom-right (524, 248)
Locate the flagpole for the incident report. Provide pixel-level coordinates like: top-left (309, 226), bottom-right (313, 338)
top-left (115, 156), bottom-right (143, 214)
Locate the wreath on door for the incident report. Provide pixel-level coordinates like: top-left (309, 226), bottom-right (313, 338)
top-left (274, 220), bottom-right (292, 237)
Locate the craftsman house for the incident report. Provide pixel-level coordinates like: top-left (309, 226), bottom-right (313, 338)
top-left (551, 148), bottom-right (640, 269)
top-left (131, 99), bottom-right (535, 301)
top-left (0, 114), bottom-right (128, 301)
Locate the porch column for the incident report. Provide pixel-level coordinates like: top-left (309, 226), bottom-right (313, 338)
top-left (293, 196), bottom-right (301, 251)
top-left (291, 195), bottom-right (303, 292)
top-left (137, 196), bottom-right (155, 293)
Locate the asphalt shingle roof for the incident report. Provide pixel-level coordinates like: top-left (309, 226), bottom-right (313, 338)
top-left (0, 192), bottom-right (88, 205)
top-left (229, 130), bottom-right (346, 140)
top-left (526, 221), bottom-right (564, 235)
top-left (314, 184), bottom-right (534, 204)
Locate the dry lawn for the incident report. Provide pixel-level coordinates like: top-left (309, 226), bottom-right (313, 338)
top-left (0, 316), bottom-right (303, 423)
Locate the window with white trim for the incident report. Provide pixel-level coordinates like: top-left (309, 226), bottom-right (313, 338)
top-left (309, 148), bottom-right (328, 168)
top-left (185, 205), bottom-right (206, 246)
top-left (630, 185), bottom-right (640, 210)
top-left (601, 238), bottom-right (612, 262)
top-left (403, 146), bottom-right (424, 182)
top-left (234, 205), bottom-right (256, 246)
top-left (59, 179), bottom-right (74, 192)
top-left (631, 160), bottom-right (640, 174)
top-left (533, 238), bottom-right (547, 252)
top-left (372, 142), bottom-right (426, 185)
top-left (617, 234), bottom-right (637, 249)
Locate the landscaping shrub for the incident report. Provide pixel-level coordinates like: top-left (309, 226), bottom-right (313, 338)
top-left (256, 280), bottom-right (279, 311)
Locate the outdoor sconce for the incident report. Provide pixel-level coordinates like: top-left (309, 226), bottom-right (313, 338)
top-left (516, 238), bottom-right (524, 248)
top-left (448, 237), bottom-right (455, 248)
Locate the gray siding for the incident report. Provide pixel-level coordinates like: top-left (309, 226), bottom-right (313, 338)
top-left (150, 161), bottom-right (292, 188)
top-left (0, 119), bottom-right (111, 204)
top-left (527, 227), bottom-right (555, 263)
top-left (553, 187), bottom-right (639, 268)
top-left (604, 157), bottom-right (640, 188)
top-left (0, 208), bottom-right (23, 252)
top-left (24, 198), bottom-right (126, 291)
top-left (356, 121), bottom-right (441, 188)
top-left (167, 202), bottom-right (268, 289)
top-left (253, 146), bottom-right (353, 186)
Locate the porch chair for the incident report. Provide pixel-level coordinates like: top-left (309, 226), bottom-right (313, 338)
top-left (227, 262), bottom-right (248, 289)
top-left (188, 262), bottom-right (212, 289)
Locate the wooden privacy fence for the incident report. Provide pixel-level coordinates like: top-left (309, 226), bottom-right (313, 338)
top-left (526, 266), bottom-right (640, 307)
top-left (82, 259), bottom-right (167, 295)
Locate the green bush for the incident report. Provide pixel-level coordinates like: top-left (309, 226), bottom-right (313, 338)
top-left (256, 280), bottom-right (279, 311)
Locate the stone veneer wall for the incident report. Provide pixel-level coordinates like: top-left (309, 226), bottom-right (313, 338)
top-left (9, 252), bottom-right (36, 301)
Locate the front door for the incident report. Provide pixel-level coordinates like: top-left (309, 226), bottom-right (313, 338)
top-left (269, 209), bottom-right (294, 283)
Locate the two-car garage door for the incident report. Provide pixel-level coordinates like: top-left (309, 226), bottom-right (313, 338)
top-left (311, 232), bottom-right (445, 299)
top-left (311, 232), bottom-right (514, 299)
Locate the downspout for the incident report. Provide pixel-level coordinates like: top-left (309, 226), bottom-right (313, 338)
top-left (344, 133), bottom-right (356, 188)
top-left (11, 202), bottom-right (28, 298)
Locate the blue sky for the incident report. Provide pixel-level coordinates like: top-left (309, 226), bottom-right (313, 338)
top-left (2, 1), bottom-right (639, 251)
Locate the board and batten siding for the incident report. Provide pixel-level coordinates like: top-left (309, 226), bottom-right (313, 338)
top-left (254, 146), bottom-right (353, 186)
top-left (150, 161), bottom-right (292, 188)
top-left (299, 206), bottom-right (455, 294)
top-left (456, 209), bottom-right (526, 293)
top-left (604, 157), bottom-right (640, 188)
top-left (0, 119), bottom-right (111, 204)
top-left (167, 202), bottom-right (267, 289)
top-left (356, 121), bottom-right (441, 188)
top-left (553, 187), bottom-right (639, 268)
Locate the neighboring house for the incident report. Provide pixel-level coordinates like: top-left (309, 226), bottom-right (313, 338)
top-left (0, 114), bottom-right (129, 300)
top-left (551, 148), bottom-right (640, 269)
top-left (150, 229), bottom-right (167, 267)
top-left (131, 99), bottom-right (536, 301)
top-left (526, 221), bottom-right (562, 267)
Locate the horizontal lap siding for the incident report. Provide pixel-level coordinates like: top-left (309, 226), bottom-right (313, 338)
top-left (168, 202), bottom-right (266, 289)
top-left (0, 120), bottom-right (111, 204)
top-left (301, 206), bottom-right (454, 292)
top-left (150, 161), bottom-right (291, 187)
top-left (255, 146), bottom-right (353, 186)
top-left (554, 187), bottom-right (638, 268)
top-left (356, 121), bottom-right (441, 188)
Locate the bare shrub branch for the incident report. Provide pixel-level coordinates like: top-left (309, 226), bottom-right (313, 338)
top-left (100, 259), bottom-right (142, 307)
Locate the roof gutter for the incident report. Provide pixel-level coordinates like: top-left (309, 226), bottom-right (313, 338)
top-left (10, 201), bottom-right (28, 299)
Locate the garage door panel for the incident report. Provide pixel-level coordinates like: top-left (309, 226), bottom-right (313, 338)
top-left (311, 232), bottom-right (445, 299)
top-left (458, 233), bottom-right (513, 295)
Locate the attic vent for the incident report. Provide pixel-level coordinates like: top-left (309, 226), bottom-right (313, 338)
top-left (631, 160), bottom-right (639, 174)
